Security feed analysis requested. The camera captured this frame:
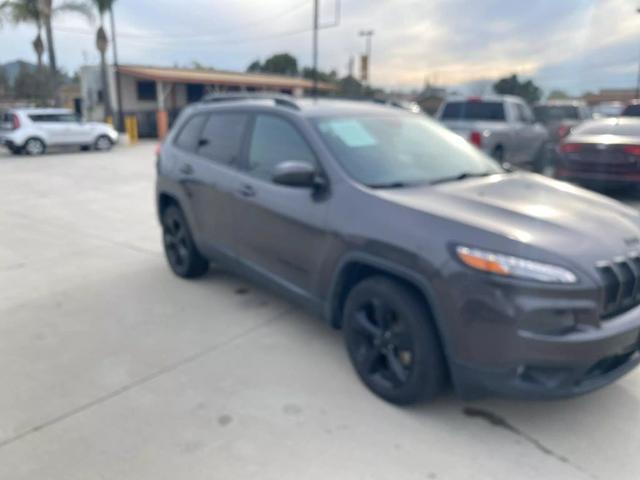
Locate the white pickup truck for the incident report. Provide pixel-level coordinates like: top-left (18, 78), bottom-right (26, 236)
top-left (436, 95), bottom-right (549, 171)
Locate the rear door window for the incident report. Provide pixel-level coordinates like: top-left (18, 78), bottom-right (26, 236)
top-left (440, 101), bottom-right (505, 121)
top-left (174, 114), bottom-right (207, 152)
top-left (197, 113), bottom-right (249, 166)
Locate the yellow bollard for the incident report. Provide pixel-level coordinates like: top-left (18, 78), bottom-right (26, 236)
top-left (125, 115), bottom-right (139, 145)
top-left (106, 115), bottom-right (113, 127)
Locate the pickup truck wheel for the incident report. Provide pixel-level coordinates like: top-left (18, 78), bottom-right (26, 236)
top-left (161, 205), bottom-right (209, 278)
top-left (94, 135), bottom-right (113, 151)
top-left (23, 138), bottom-right (45, 156)
top-left (343, 276), bottom-right (445, 405)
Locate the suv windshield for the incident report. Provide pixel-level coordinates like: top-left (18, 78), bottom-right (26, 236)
top-left (533, 105), bottom-right (580, 122)
top-left (440, 101), bottom-right (506, 121)
top-left (313, 114), bottom-right (502, 187)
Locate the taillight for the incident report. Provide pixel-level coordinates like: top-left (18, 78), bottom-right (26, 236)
top-left (11, 114), bottom-right (20, 130)
top-left (469, 131), bottom-right (482, 148)
top-left (557, 125), bottom-right (571, 138)
top-left (624, 145), bottom-right (640, 156)
top-left (559, 143), bottom-right (581, 154)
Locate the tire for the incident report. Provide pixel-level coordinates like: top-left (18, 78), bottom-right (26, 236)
top-left (161, 205), bottom-right (209, 278)
top-left (343, 276), bottom-right (446, 405)
top-left (23, 138), bottom-right (45, 156)
top-left (8, 145), bottom-right (22, 155)
top-left (94, 135), bottom-right (113, 151)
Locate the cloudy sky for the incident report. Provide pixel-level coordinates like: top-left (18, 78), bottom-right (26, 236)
top-left (1, 0), bottom-right (638, 95)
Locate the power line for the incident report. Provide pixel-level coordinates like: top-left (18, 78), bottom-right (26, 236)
top-left (56, 1), bottom-right (312, 41)
top-left (54, 21), bottom-right (343, 49)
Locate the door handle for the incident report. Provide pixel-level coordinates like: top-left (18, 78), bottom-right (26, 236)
top-left (179, 164), bottom-right (194, 175)
top-left (238, 184), bottom-right (256, 198)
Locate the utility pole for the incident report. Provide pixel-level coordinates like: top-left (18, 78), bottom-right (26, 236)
top-left (636, 7), bottom-right (640, 99)
top-left (312, 0), bottom-right (319, 98)
top-left (109, 6), bottom-right (125, 132)
top-left (359, 30), bottom-right (374, 85)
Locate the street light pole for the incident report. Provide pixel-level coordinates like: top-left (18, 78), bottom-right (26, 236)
top-left (109, 6), bottom-right (125, 132)
top-left (312, 0), bottom-right (319, 98)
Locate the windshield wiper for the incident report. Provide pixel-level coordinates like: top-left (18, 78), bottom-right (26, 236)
top-left (430, 171), bottom-right (494, 185)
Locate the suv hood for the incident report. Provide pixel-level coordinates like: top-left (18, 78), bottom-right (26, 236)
top-left (377, 172), bottom-right (640, 263)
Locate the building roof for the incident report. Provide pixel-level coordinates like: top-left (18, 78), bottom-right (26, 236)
top-left (116, 65), bottom-right (336, 92)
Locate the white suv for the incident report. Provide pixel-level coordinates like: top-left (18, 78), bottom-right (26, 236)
top-left (0, 108), bottom-right (118, 155)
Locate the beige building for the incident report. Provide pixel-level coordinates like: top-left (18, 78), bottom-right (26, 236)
top-left (80, 64), bottom-right (336, 138)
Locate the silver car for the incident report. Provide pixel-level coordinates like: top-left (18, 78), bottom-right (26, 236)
top-left (0, 108), bottom-right (118, 155)
top-left (436, 95), bottom-right (549, 171)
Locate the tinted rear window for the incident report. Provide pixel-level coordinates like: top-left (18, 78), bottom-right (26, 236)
top-left (198, 113), bottom-right (249, 165)
top-left (440, 101), bottom-right (505, 121)
top-left (622, 104), bottom-right (640, 117)
top-left (533, 106), bottom-right (579, 121)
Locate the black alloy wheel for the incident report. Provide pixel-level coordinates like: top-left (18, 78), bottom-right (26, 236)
top-left (162, 205), bottom-right (209, 278)
top-left (343, 276), bottom-right (445, 405)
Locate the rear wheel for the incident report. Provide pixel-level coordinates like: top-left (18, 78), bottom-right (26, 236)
top-left (23, 138), bottom-right (45, 156)
top-left (94, 135), bottom-right (113, 151)
top-left (161, 205), bottom-right (209, 278)
top-left (343, 276), bottom-right (445, 405)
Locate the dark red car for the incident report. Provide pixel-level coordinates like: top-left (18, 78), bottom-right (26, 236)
top-left (556, 118), bottom-right (640, 185)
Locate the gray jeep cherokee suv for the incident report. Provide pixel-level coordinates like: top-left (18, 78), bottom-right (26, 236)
top-left (156, 94), bottom-right (640, 405)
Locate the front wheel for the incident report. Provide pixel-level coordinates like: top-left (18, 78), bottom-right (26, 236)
top-left (161, 205), bottom-right (209, 278)
top-left (94, 135), bottom-right (113, 151)
top-left (343, 276), bottom-right (446, 405)
top-left (23, 138), bottom-right (45, 156)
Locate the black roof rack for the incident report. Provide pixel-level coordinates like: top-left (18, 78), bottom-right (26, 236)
top-left (201, 92), bottom-right (301, 110)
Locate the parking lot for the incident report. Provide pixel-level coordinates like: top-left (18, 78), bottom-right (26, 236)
top-left (1, 142), bottom-right (640, 480)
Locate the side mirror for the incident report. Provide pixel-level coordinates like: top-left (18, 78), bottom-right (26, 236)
top-left (272, 161), bottom-right (318, 188)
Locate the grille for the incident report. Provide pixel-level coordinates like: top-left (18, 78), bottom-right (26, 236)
top-left (596, 254), bottom-right (640, 318)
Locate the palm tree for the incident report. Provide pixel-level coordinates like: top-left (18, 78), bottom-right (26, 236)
top-left (36, 0), bottom-right (93, 76)
top-left (89, 0), bottom-right (115, 120)
top-left (0, 0), bottom-right (45, 68)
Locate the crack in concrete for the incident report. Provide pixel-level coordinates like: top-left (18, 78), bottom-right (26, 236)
top-left (463, 407), bottom-right (598, 479)
top-left (0, 307), bottom-right (292, 450)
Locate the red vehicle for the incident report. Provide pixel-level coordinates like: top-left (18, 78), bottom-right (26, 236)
top-left (556, 118), bottom-right (640, 185)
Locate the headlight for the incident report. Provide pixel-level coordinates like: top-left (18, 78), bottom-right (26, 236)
top-left (456, 246), bottom-right (577, 284)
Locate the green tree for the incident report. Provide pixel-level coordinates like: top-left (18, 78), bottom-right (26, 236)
top-left (13, 62), bottom-right (54, 103)
top-left (246, 60), bottom-right (262, 73)
top-left (0, 66), bottom-right (9, 96)
top-left (548, 89), bottom-right (570, 100)
top-left (88, 0), bottom-right (114, 120)
top-left (493, 74), bottom-right (542, 104)
top-left (261, 53), bottom-right (298, 76)
top-left (301, 67), bottom-right (338, 84)
top-left (0, 0), bottom-right (45, 68)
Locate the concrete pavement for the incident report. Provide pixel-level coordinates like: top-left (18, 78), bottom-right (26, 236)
top-left (1, 143), bottom-right (639, 480)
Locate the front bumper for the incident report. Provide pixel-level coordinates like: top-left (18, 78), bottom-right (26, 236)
top-left (438, 269), bottom-right (640, 399)
top-left (451, 314), bottom-right (640, 399)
